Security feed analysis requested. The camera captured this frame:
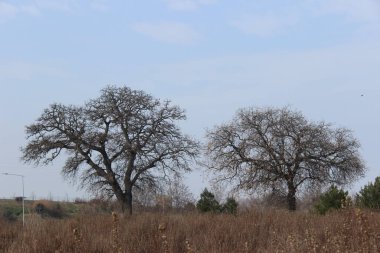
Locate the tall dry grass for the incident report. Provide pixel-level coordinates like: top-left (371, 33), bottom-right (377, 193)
top-left (0, 208), bottom-right (379, 253)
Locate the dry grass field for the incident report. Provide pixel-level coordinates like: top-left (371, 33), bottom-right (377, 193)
top-left (0, 207), bottom-right (379, 253)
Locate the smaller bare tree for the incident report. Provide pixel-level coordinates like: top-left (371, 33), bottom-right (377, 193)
top-left (205, 107), bottom-right (366, 211)
top-left (165, 175), bottom-right (195, 209)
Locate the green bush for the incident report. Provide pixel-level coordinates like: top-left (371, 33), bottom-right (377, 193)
top-left (1, 206), bottom-right (23, 222)
top-left (356, 177), bottom-right (380, 209)
top-left (222, 197), bottom-right (238, 214)
top-left (314, 185), bottom-right (348, 215)
top-left (196, 188), bottom-right (221, 213)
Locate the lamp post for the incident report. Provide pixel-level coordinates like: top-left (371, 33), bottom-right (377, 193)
top-left (1, 173), bottom-right (25, 226)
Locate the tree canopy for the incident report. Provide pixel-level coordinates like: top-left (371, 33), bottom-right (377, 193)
top-left (205, 107), bottom-right (365, 210)
top-left (22, 86), bottom-right (200, 214)
top-left (314, 185), bottom-right (348, 215)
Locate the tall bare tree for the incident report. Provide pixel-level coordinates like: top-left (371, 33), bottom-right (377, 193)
top-left (22, 86), bottom-right (199, 214)
top-left (205, 107), bottom-right (365, 211)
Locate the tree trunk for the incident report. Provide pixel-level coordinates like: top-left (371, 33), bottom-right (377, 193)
top-left (287, 184), bottom-right (297, 211)
top-left (121, 187), bottom-right (133, 215)
top-left (114, 186), bottom-right (133, 215)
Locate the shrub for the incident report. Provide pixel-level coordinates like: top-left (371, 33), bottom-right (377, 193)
top-left (89, 198), bottom-right (113, 212)
top-left (196, 188), bottom-right (221, 213)
top-left (32, 200), bottom-right (64, 218)
top-left (356, 177), bottom-right (380, 209)
top-left (222, 197), bottom-right (238, 214)
top-left (183, 201), bottom-right (196, 212)
top-left (1, 206), bottom-right (22, 222)
top-left (314, 185), bottom-right (348, 215)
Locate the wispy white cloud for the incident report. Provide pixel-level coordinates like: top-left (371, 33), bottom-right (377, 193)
top-left (164, 0), bottom-right (217, 11)
top-left (231, 0), bottom-right (380, 37)
top-left (19, 4), bottom-right (40, 16)
top-left (0, 0), bottom-right (76, 23)
top-left (313, 0), bottom-right (380, 22)
top-left (122, 37), bottom-right (380, 161)
top-left (0, 0), bottom-right (108, 23)
top-left (34, 0), bottom-right (80, 12)
top-left (132, 38), bottom-right (380, 101)
top-left (35, 0), bottom-right (108, 13)
top-left (131, 21), bottom-right (200, 44)
top-left (0, 2), bottom-right (18, 17)
top-left (0, 2), bottom-right (39, 22)
top-left (90, 0), bottom-right (108, 12)
top-left (231, 13), bottom-right (298, 37)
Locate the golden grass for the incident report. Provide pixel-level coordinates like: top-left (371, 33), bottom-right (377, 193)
top-left (0, 208), bottom-right (379, 253)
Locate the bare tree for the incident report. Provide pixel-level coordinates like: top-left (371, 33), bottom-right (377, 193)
top-left (133, 183), bottom-right (160, 209)
top-left (205, 107), bottom-right (365, 211)
top-left (165, 175), bottom-right (194, 209)
top-left (22, 86), bottom-right (199, 215)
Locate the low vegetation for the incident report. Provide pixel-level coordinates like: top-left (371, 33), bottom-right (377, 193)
top-left (196, 188), bottom-right (238, 214)
top-left (314, 185), bottom-right (349, 215)
top-left (0, 205), bottom-right (379, 253)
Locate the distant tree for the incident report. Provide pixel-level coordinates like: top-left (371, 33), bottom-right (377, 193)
top-left (356, 177), bottom-right (380, 209)
top-left (209, 180), bottom-right (226, 203)
top-left (165, 175), bottom-right (195, 209)
top-left (205, 107), bottom-right (365, 211)
top-left (155, 194), bottom-right (172, 213)
top-left (22, 86), bottom-right (199, 215)
top-left (183, 202), bottom-right (196, 212)
top-left (222, 197), bottom-right (238, 214)
top-left (196, 188), bottom-right (221, 213)
top-left (133, 184), bottom-right (159, 208)
top-left (314, 185), bottom-right (348, 215)
top-left (297, 186), bottom-right (323, 211)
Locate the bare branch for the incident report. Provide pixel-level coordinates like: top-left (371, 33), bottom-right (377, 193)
top-left (22, 86), bottom-right (200, 214)
top-left (205, 106), bottom-right (366, 210)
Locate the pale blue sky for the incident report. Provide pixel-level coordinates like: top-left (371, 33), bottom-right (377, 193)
top-left (0, 0), bottom-right (379, 200)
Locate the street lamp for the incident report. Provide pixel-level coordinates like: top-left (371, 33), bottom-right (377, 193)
top-left (1, 173), bottom-right (25, 226)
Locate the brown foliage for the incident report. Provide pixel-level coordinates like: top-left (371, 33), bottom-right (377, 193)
top-left (0, 208), bottom-right (379, 252)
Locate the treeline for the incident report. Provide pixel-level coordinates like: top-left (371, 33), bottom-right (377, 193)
top-left (0, 174), bottom-right (379, 222)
